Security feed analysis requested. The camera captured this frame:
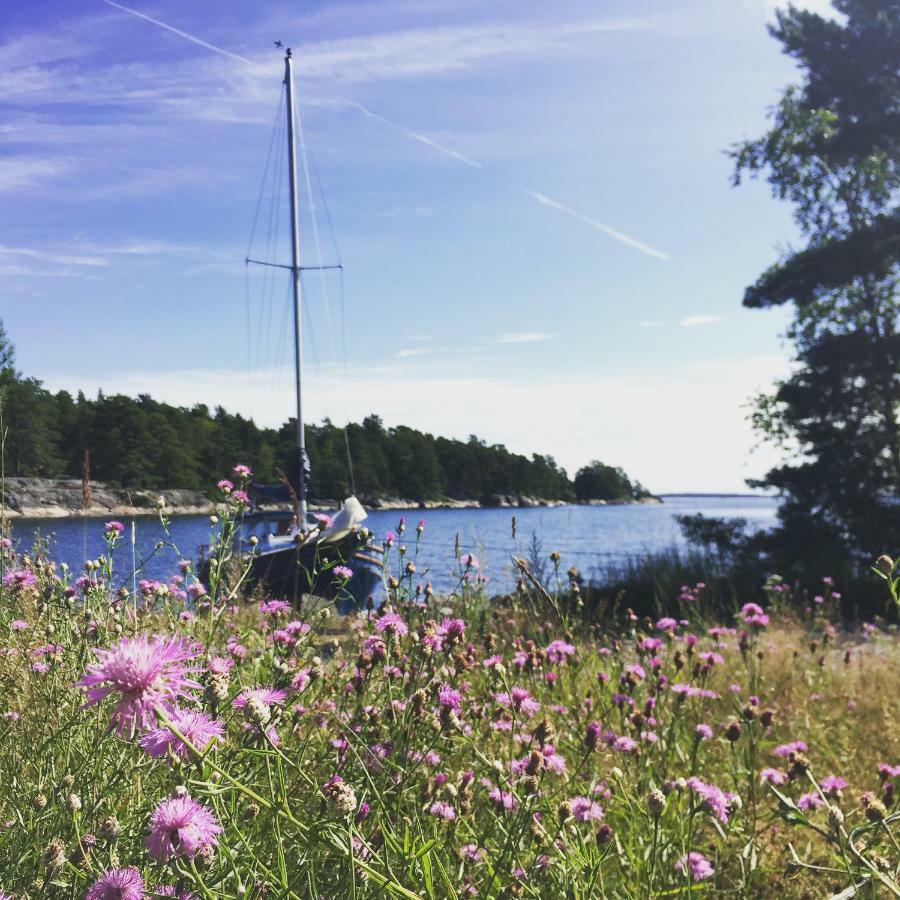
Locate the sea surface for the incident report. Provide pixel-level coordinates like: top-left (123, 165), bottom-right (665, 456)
top-left (11, 495), bottom-right (778, 593)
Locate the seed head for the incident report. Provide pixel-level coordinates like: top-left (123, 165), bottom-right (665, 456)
top-left (42, 838), bottom-right (67, 870)
top-left (646, 789), bottom-right (666, 818)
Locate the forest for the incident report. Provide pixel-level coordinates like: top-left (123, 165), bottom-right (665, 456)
top-left (0, 325), bottom-right (649, 504)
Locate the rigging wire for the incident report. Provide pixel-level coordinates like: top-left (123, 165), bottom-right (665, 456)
top-left (294, 91), bottom-right (357, 497)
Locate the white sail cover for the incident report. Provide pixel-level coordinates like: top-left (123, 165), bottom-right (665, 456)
top-left (320, 496), bottom-right (367, 544)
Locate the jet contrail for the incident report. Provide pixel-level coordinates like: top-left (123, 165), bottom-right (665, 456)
top-left (100, 0), bottom-right (262, 69)
top-left (339, 99), bottom-right (482, 168)
top-left (524, 191), bottom-right (671, 261)
top-left (99, 0), bottom-right (669, 261)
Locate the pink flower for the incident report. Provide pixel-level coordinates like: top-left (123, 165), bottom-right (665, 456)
top-left (10, 620), bottom-right (28, 631)
top-left (494, 686), bottom-right (541, 717)
top-left (77, 635), bottom-right (202, 736)
top-left (232, 464), bottom-right (252, 478)
top-left (438, 685), bottom-right (462, 709)
top-left (375, 612), bottom-right (408, 637)
top-left (819, 775), bottom-right (847, 796)
top-left (85, 867), bottom-right (144, 900)
top-left (797, 792), bottom-right (823, 811)
top-left (568, 797), bottom-right (604, 823)
top-left (740, 602), bottom-right (769, 628)
top-left (545, 639), bottom-right (576, 664)
top-left (461, 553), bottom-right (479, 569)
top-left (677, 852), bottom-right (714, 881)
top-left (687, 777), bottom-right (732, 822)
top-left (139, 708), bottom-right (224, 761)
top-left (488, 787), bottom-right (519, 812)
top-left (103, 520), bottom-right (125, 534)
top-left (217, 479), bottom-right (233, 493)
top-left (695, 723), bottom-right (713, 740)
top-left (429, 801), bottom-right (456, 821)
top-left (232, 686), bottom-right (287, 709)
top-left (459, 844), bottom-right (482, 861)
top-left (146, 795), bottom-right (221, 862)
top-left (332, 565), bottom-right (353, 580)
top-left (774, 741), bottom-right (807, 758)
top-left (258, 599), bottom-right (292, 616)
top-left (761, 768), bottom-right (788, 785)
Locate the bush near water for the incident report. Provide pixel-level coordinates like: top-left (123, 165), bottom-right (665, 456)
top-left (0, 470), bottom-right (898, 898)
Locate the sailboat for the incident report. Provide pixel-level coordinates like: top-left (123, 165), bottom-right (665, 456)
top-left (200, 49), bottom-right (385, 610)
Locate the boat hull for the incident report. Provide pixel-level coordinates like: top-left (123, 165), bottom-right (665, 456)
top-left (203, 534), bottom-right (385, 612)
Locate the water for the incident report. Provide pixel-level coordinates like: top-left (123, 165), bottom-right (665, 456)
top-left (9, 495), bottom-right (778, 593)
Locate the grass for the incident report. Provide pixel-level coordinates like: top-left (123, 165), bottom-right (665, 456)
top-left (0, 469), bottom-right (898, 899)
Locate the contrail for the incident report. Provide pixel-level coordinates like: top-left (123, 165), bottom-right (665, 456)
top-left (99, 0), bottom-right (669, 261)
top-left (339, 99), bottom-right (481, 168)
top-left (100, 0), bottom-right (262, 69)
top-left (524, 190), bottom-right (670, 261)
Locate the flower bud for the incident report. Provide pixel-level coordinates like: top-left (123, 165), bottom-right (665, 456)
top-left (646, 789), bottom-right (666, 818)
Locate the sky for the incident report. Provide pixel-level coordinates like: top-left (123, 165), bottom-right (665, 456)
top-left (0, 0), bottom-right (835, 492)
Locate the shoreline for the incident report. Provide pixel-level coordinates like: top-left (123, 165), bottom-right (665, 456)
top-left (2, 477), bottom-right (662, 521)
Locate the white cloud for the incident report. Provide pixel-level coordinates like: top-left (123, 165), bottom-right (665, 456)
top-left (41, 355), bottom-right (791, 493)
top-left (0, 156), bottom-right (70, 192)
top-left (679, 314), bottom-right (723, 327)
top-left (395, 348), bottom-right (429, 358)
top-left (495, 332), bottom-right (558, 344)
top-left (0, 244), bottom-right (108, 268)
top-left (638, 320), bottom-right (663, 328)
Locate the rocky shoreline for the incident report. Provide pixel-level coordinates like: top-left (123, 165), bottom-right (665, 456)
top-left (1, 477), bottom-right (661, 520)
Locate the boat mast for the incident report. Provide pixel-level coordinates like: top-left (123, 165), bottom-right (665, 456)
top-left (283, 48), bottom-right (308, 525)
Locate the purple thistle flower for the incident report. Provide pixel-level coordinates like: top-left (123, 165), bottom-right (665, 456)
top-left (677, 852), bottom-right (714, 881)
top-left (332, 565), bottom-right (353, 580)
top-left (232, 686), bottom-right (287, 709)
top-left (687, 777), bottom-right (732, 823)
top-left (258, 600), bottom-right (292, 616)
top-left (139, 707), bottom-right (224, 761)
top-left (797, 792), bottom-right (823, 811)
top-left (545, 639), bottom-right (576, 664)
top-left (774, 740), bottom-right (807, 758)
top-left (146, 795), bottom-right (221, 862)
top-left (819, 774), bottom-right (847, 796)
top-left (760, 768), bottom-right (788, 785)
top-left (154, 888), bottom-right (198, 899)
top-left (695, 723), bottom-right (714, 740)
top-left (568, 797), bottom-right (604, 823)
top-left (494, 686), bottom-right (541, 717)
top-left (77, 635), bottom-right (202, 736)
top-left (85, 867), bottom-right (144, 900)
top-left (375, 612), bottom-right (408, 637)
top-left (438, 685), bottom-right (462, 710)
top-left (429, 800), bottom-right (456, 821)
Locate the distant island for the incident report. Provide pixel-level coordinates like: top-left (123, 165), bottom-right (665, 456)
top-left (0, 322), bottom-right (654, 515)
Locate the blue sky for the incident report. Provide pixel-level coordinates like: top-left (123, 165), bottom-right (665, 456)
top-left (0, 0), bottom-right (833, 491)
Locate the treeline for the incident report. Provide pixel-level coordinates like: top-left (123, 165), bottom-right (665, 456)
top-left (0, 325), bottom-right (648, 503)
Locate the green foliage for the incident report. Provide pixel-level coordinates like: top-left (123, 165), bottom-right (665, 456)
top-left (732, 0), bottom-right (900, 571)
top-left (675, 513), bottom-right (748, 560)
top-left (573, 460), bottom-right (650, 502)
top-left (0, 325), bottom-right (596, 502)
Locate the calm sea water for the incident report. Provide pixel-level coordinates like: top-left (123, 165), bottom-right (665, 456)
top-left (10, 496), bottom-right (778, 592)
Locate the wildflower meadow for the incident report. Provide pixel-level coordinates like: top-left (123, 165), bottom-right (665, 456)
top-left (1, 469), bottom-right (899, 898)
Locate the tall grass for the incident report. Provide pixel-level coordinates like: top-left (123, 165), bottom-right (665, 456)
top-left (0, 469), bottom-right (898, 898)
